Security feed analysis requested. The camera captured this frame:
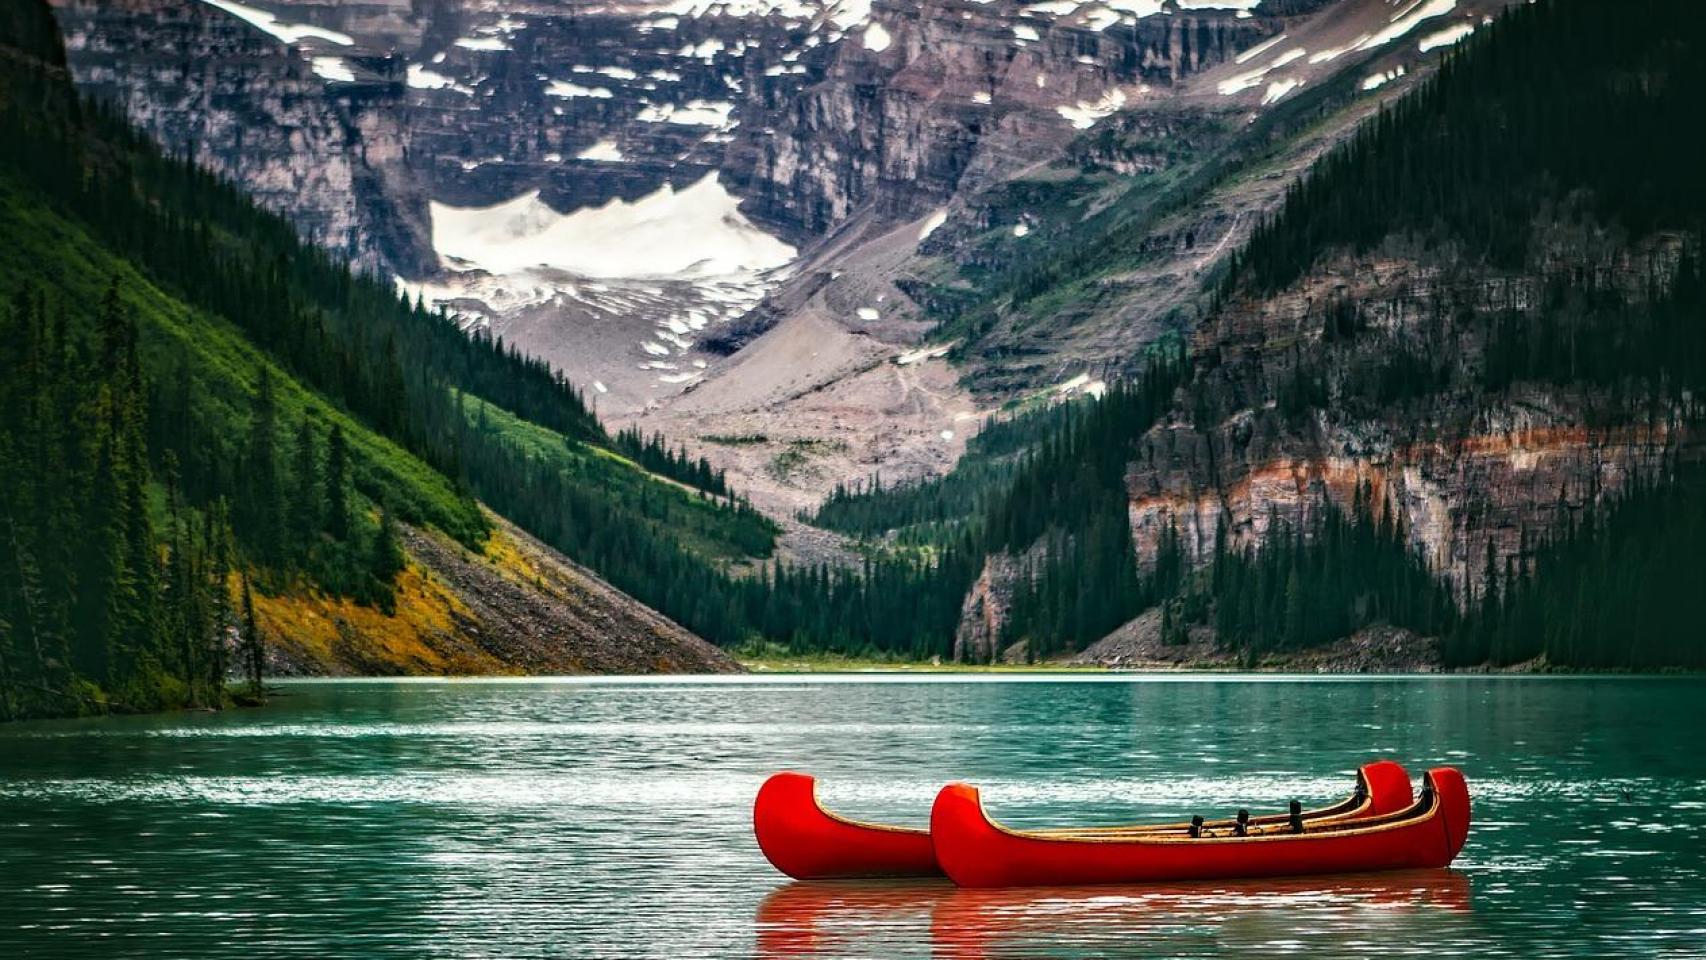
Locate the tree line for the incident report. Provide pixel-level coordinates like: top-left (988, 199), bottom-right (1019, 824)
top-left (1230, 0), bottom-right (1705, 298)
top-left (0, 286), bottom-right (268, 717)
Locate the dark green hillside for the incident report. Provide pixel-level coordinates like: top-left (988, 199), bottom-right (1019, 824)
top-left (809, 0), bottom-right (1706, 668)
top-left (1232, 0), bottom-right (1705, 298)
top-left (0, 0), bottom-right (777, 715)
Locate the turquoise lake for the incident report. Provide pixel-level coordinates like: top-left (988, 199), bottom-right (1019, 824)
top-left (1, 676), bottom-right (1702, 958)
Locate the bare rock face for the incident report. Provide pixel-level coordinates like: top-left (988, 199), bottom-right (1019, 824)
top-left (45, 0), bottom-right (1346, 423)
top-left (401, 513), bottom-right (739, 674)
top-left (953, 551), bottom-right (1019, 664)
top-left (1125, 233), bottom-right (1699, 601)
top-left (52, 0), bottom-right (430, 274)
top-left (1069, 606), bottom-right (1220, 669)
top-left (727, 0), bottom-right (1276, 238)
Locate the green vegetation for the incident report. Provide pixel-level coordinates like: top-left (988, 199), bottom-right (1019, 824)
top-left (612, 426), bottom-right (730, 496)
top-left (815, 0), bottom-right (1706, 670)
top-left (1448, 464), bottom-right (1706, 669)
top-left (1201, 487), bottom-right (1457, 661)
top-left (1231, 0), bottom-right (1705, 297)
top-left (807, 387), bottom-right (1101, 542)
top-left (926, 60), bottom-right (1371, 354)
top-left (0, 2), bottom-right (785, 715)
top-left (0, 280), bottom-right (242, 718)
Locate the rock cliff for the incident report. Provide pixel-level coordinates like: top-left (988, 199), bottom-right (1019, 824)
top-left (1126, 232), bottom-right (1698, 601)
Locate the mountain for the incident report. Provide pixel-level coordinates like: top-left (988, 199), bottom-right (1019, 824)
top-left (0, 0), bottom-right (748, 718)
top-left (47, 0), bottom-right (1518, 520)
top-left (815, 0), bottom-right (1706, 669)
top-left (33, 0), bottom-right (1703, 675)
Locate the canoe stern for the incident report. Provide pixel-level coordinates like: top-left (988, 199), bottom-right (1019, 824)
top-left (753, 771), bottom-right (938, 880)
top-left (1426, 766), bottom-right (1472, 865)
top-left (1361, 759), bottom-right (1415, 816)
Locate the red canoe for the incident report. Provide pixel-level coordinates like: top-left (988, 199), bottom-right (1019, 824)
top-left (754, 772), bottom-right (939, 880)
top-left (930, 766), bottom-right (1471, 888)
top-left (753, 760), bottom-right (1414, 881)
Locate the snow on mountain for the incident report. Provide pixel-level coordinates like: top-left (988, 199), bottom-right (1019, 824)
top-left (430, 175), bottom-right (795, 281)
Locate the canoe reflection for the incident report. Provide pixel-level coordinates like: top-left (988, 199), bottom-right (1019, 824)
top-left (757, 879), bottom-right (954, 957)
top-left (757, 871), bottom-right (1470, 958)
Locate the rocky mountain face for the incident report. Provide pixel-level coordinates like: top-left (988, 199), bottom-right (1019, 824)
top-left (1126, 230), bottom-right (1696, 602)
top-left (56, 0), bottom-right (1594, 658)
top-left (52, 0), bottom-right (432, 274)
top-left (48, 0), bottom-right (1386, 445)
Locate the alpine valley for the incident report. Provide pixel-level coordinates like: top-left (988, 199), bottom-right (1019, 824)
top-left (0, 0), bottom-right (1700, 716)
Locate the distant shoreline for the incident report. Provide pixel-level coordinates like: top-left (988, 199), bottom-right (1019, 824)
top-left (737, 657), bottom-right (1703, 676)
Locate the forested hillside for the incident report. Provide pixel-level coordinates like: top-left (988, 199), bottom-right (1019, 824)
top-left (0, 1), bottom-right (758, 716)
top-left (804, 0), bottom-right (1706, 669)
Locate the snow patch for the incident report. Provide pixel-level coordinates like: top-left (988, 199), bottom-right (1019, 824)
top-left (406, 65), bottom-right (462, 91)
top-left (1013, 222), bottom-right (1031, 238)
top-left (577, 140), bottom-right (625, 162)
top-left (1107, 0), bottom-right (1166, 15)
top-left (593, 381), bottom-right (609, 394)
top-left (1082, 6), bottom-right (1123, 31)
top-left (454, 36), bottom-right (510, 52)
top-left (1308, 38), bottom-right (1366, 64)
top-left (897, 343), bottom-right (953, 365)
top-left (635, 100), bottom-right (736, 127)
top-left (1361, 65), bottom-right (1406, 91)
top-left (1357, 0), bottom-right (1456, 52)
top-left (198, 0), bottom-right (353, 46)
top-left (1418, 21), bottom-right (1475, 52)
top-left (429, 173), bottom-right (796, 281)
top-left (546, 80), bottom-right (613, 99)
top-left (828, 0), bottom-right (873, 30)
top-left (1013, 23), bottom-right (1041, 42)
top-left (857, 307), bottom-right (880, 321)
top-left (863, 22), bottom-right (892, 52)
top-left (918, 208), bottom-right (949, 242)
top-left (1057, 89), bottom-right (1126, 129)
top-left (1057, 373), bottom-right (1091, 393)
top-left (1234, 33), bottom-right (1287, 66)
top-left (1261, 78), bottom-right (1299, 105)
top-left (308, 56), bottom-right (354, 82)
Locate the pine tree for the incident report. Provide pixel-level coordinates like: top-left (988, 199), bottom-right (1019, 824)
top-left (242, 369), bottom-right (284, 563)
top-left (289, 421), bottom-right (321, 559)
top-left (324, 424), bottom-right (350, 541)
top-left (368, 507), bottom-right (405, 612)
top-left (240, 573), bottom-right (264, 704)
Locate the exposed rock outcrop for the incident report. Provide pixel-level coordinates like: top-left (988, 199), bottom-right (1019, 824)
top-left (953, 551), bottom-right (1020, 664)
top-left (260, 510), bottom-right (739, 676)
top-left (1125, 232), bottom-right (1699, 600)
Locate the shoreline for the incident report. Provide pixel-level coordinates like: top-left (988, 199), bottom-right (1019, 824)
top-left (736, 657), bottom-right (1703, 676)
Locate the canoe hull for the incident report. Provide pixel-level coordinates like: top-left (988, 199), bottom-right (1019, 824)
top-left (754, 771), bottom-right (938, 880)
top-left (931, 767), bottom-right (1471, 889)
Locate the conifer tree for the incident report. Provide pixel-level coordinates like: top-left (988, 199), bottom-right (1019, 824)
top-left (240, 574), bottom-right (263, 704)
top-left (324, 424), bottom-right (350, 541)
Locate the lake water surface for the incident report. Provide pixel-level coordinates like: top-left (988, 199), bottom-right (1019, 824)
top-left (1, 676), bottom-right (1702, 958)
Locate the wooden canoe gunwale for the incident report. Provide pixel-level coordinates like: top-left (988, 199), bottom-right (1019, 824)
top-left (771, 759), bottom-right (1404, 843)
top-left (970, 770), bottom-right (1449, 847)
top-left (807, 778), bottom-right (929, 837)
top-left (1030, 764), bottom-right (1383, 838)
